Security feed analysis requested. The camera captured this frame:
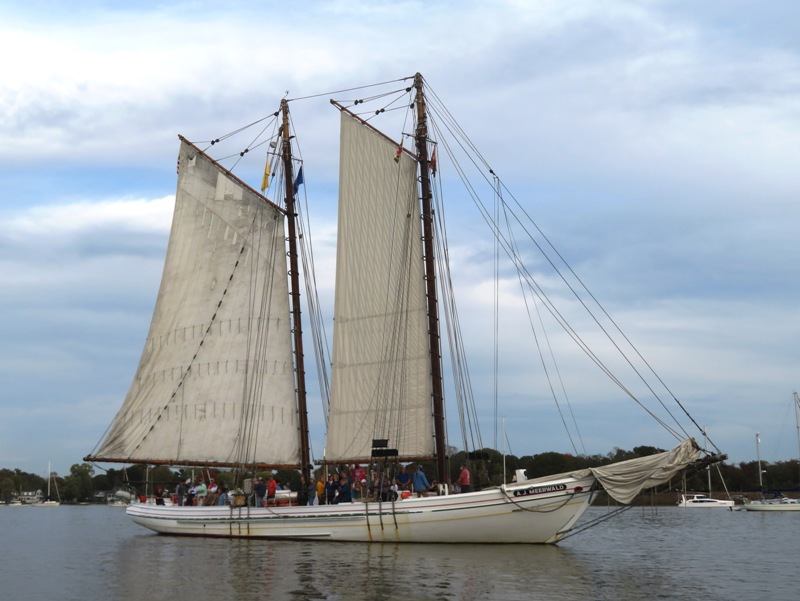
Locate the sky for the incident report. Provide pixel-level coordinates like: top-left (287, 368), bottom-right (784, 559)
top-left (1, 0), bottom-right (799, 479)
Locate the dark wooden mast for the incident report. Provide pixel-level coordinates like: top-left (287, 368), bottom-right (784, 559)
top-left (413, 73), bottom-right (448, 485)
top-left (280, 99), bottom-right (311, 476)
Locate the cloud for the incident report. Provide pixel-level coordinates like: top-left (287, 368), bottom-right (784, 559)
top-left (2, 1), bottom-right (800, 476)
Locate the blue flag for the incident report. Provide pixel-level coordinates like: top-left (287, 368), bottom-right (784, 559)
top-left (293, 166), bottom-right (304, 195)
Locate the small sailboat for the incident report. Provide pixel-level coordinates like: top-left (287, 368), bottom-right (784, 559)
top-left (678, 428), bottom-right (734, 508)
top-left (743, 395), bottom-right (800, 512)
top-left (31, 462), bottom-right (61, 507)
top-left (86, 73), bottom-right (721, 542)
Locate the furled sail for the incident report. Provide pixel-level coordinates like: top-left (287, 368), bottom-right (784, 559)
top-left (580, 438), bottom-right (700, 504)
top-left (325, 111), bottom-right (436, 463)
top-left (88, 138), bottom-right (301, 468)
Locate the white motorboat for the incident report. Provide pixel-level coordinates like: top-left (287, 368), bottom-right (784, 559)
top-left (677, 494), bottom-right (734, 508)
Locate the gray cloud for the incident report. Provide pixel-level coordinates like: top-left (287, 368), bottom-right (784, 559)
top-left (2, 1), bottom-right (799, 476)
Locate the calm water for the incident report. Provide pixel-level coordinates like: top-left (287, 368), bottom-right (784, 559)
top-left (1, 504), bottom-right (795, 600)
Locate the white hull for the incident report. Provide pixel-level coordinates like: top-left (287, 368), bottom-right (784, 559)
top-left (127, 474), bottom-right (596, 544)
top-left (31, 501), bottom-right (61, 507)
top-left (677, 494), bottom-right (734, 508)
top-left (743, 499), bottom-right (800, 512)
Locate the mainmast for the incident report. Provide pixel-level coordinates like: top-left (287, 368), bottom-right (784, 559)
top-left (280, 99), bottom-right (311, 476)
top-left (413, 73), bottom-right (448, 485)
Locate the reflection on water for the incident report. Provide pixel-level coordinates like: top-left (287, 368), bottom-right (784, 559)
top-left (111, 534), bottom-right (588, 600)
top-left (2, 505), bottom-right (796, 601)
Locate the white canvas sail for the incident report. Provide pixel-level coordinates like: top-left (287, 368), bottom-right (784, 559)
top-left (325, 112), bottom-right (435, 463)
top-left (90, 138), bottom-right (301, 468)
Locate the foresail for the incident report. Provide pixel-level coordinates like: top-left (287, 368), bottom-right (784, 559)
top-left (326, 112), bottom-right (435, 463)
top-left (582, 438), bottom-right (700, 504)
top-left (89, 138), bottom-right (301, 468)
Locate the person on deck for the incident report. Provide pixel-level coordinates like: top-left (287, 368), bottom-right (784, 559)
top-left (206, 478), bottom-right (219, 505)
top-left (297, 475), bottom-right (309, 506)
top-left (316, 476), bottom-right (325, 505)
top-left (336, 473), bottom-right (352, 503)
top-left (195, 479), bottom-right (208, 505)
top-left (325, 474), bottom-right (338, 505)
top-left (253, 477), bottom-right (267, 507)
top-left (456, 463), bottom-right (471, 494)
top-left (175, 480), bottom-right (185, 507)
top-left (378, 474), bottom-right (397, 502)
top-left (266, 475), bottom-right (277, 506)
top-left (307, 476), bottom-right (317, 506)
top-left (412, 465), bottom-right (431, 497)
top-left (155, 485), bottom-right (165, 505)
top-left (395, 464), bottom-right (411, 493)
top-left (185, 480), bottom-right (196, 506)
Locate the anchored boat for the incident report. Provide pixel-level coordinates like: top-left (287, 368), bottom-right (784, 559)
top-left (86, 73), bottom-right (719, 542)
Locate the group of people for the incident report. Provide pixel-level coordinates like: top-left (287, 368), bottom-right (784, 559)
top-left (297, 462), bottom-right (471, 505)
top-left (151, 462), bottom-right (472, 508)
top-left (251, 474), bottom-right (282, 507)
top-left (172, 477), bottom-right (229, 506)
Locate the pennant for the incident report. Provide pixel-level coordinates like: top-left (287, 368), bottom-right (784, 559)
top-left (293, 166), bottom-right (304, 194)
top-left (260, 157), bottom-right (271, 193)
top-left (430, 147), bottom-right (438, 176)
top-left (394, 143), bottom-right (403, 163)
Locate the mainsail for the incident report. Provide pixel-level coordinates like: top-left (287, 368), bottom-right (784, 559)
top-left (87, 138), bottom-right (301, 468)
top-left (325, 111), bottom-right (436, 463)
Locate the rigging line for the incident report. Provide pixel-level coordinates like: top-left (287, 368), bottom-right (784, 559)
top-left (238, 214), bottom-right (267, 468)
top-left (363, 102), bottom-right (413, 123)
top-left (215, 137), bottom-right (275, 167)
top-left (371, 118), bottom-right (413, 445)
top-left (493, 174), bottom-right (500, 452)
top-left (558, 504), bottom-right (634, 540)
top-left (443, 231), bottom-right (483, 452)
top-left (495, 195), bottom-right (692, 442)
top-left (338, 88), bottom-right (413, 106)
top-left (425, 97), bottom-right (695, 442)
top-left (284, 110), bottom-right (333, 424)
top-left (428, 109), bottom-right (687, 439)
top-left (500, 192), bottom-right (581, 456)
top-left (431, 168), bottom-right (483, 453)
top-left (294, 182), bottom-right (332, 428)
top-left (130, 203), bottom-right (263, 460)
top-left (289, 118), bottom-right (332, 400)
top-left (498, 180), bottom-right (713, 450)
top-left (199, 111), bottom-right (280, 151)
top-left (429, 117), bottom-right (686, 442)
top-left (432, 182), bottom-right (468, 453)
top-left (424, 85), bottom-right (494, 173)
top-left (245, 213), bottom-right (282, 467)
top-left (496, 180), bottom-right (585, 455)
top-left (235, 205), bottom-right (289, 470)
top-left (228, 130), bottom-right (281, 172)
top-left (287, 76), bottom-right (413, 102)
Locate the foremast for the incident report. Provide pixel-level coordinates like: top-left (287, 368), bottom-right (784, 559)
top-left (413, 73), bottom-right (448, 486)
top-left (280, 99), bottom-right (312, 476)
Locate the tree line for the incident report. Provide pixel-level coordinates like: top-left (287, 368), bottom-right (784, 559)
top-left (2, 445), bottom-right (798, 504)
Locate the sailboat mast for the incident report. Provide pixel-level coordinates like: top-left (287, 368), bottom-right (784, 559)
top-left (794, 392), bottom-right (800, 484)
top-left (413, 73), bottom-right (448, 485)
top-left (756, 432), bottom-right (763, 492)
top-left (280, 99), bottom-right (311, 476)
